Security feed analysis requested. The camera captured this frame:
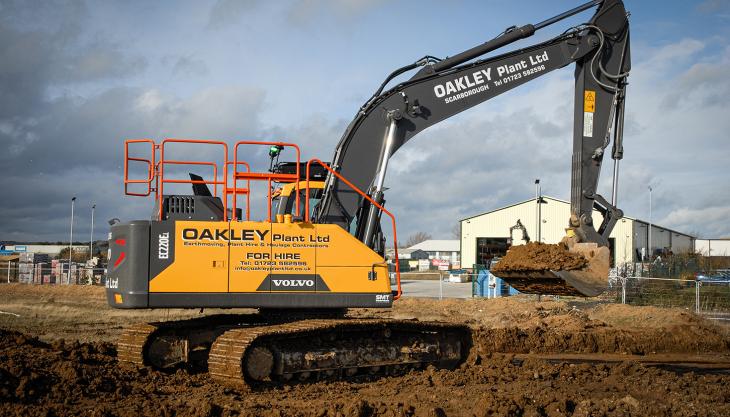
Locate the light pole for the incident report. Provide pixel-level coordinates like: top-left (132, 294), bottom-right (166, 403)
top-left (89, 204), bottom-right (96, 261)
top-left (538, 186), bottom-right (543, 243)
top-left (648, 185), bottom-right (652, 261)
top-left (534, 179), bottom-right (540, 241)
top-left (68, 196), bottom-right (76, 284)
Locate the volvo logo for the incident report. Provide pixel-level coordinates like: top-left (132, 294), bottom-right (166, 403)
top-left (257, 275), bottom-right (330, 292)
top-left (272, 279), bottom-right (314, 287)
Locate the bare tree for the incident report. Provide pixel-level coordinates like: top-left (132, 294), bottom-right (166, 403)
top-left (451, 223), bottom-right (461, 239)
top-left (57, 248), bottom-right (90, 263)
top-left (403, 232), bottom-right (432, 248)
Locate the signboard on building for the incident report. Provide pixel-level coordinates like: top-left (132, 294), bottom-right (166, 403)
top-left (432, 259), bottom-right (450, 271)
top-left (418, 259), bottom-right (430, 272)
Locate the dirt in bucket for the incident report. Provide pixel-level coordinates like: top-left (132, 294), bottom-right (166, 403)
top-left (491, 242), bottom-right (589, 272)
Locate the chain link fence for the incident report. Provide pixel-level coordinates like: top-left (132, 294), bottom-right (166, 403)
top-left (603, 276), bottom-right (730, 318)
top-left (467, 265), bottom-right (730, 318)
top-left (1, 263), bottom-right (106, 286)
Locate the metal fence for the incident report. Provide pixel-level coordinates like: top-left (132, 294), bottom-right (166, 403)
top-left (466, 269), bottom-right (730, 318)
top-left (601, 276), bottom-right (730, 319)
top-left (1, 264), bottom-right (106, 286)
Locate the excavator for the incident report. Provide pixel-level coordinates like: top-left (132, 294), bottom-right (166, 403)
top-left (108, 0), bottom-right (630, 387)
top-left (508, 220), bottom-right (531, 247)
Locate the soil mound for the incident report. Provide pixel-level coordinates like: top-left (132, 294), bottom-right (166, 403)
top-left (492, 242), bottom-right (588, 272)
top-left (0, 329), bottom-right (120, 405)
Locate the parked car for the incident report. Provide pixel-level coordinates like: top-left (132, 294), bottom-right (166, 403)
top-left (697, 269), bottom-right (730, 282)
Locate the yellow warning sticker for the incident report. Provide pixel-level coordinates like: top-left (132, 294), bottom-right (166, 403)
top-left (584, 90), bottom-right (596, 113)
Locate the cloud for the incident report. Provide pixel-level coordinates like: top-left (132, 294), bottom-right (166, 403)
top-left (659, 206), bottom-right (730, 238)
top-left (0, 83), bottom-right (269, 240)
top-left (206, 0), bottom-right (388, 30)
top-left (1, 2), bottom-right (729, 246)
top-left (207, 0), bottom-right (264, 29)
top-left (0, 3), bottom-right (147, 170)
top-left (286, 0), bottom-right (388, 26)
top-left (697, 0), bottom-right (730, 14)
top-left (0, 2), bottom-right (272, 241)
top-left (167, 55), bottom-right (209, 77)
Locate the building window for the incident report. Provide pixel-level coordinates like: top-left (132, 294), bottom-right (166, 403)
top-left (475, 237), bottom-right (508, 267)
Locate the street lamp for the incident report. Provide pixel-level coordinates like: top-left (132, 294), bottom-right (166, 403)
top-left (68, 196), bottom-right (76, 284)
top-left (534, 179), bottom-right (540, 241)
top-left (648, 185), bottom-right (652, 261)
top-left (89, 204), bottom-right (96, 261)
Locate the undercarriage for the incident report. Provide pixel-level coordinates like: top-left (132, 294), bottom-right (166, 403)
top-left (117, 314), bottom-right (471, 388)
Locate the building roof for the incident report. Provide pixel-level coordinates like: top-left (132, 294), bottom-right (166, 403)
top-left (407, 239), bottom-right (460, 252)
top-left (460, 196), bottom-right (626, 221)
top-left (459, 195), bottom-right (694, 238)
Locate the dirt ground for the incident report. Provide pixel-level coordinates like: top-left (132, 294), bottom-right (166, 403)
top-left (2, 284), bottom-right (730, 416)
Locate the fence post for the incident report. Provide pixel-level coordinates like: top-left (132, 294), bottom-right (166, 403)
top-left (695, 281), bottom-right (701, 315)
top-left (621, 277), bottom-right (626, 304)
top-left (439, 271), bottom-right (443, 300)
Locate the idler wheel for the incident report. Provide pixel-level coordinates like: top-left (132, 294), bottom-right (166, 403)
top-left (245, 346), bottom-right (274, 381)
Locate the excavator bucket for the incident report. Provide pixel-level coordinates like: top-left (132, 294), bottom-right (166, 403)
top-left (492, 240), bottom-right (610, 297)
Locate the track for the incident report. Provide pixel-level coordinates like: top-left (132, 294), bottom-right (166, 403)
top-left (116, 316), bottom-right (471, 388)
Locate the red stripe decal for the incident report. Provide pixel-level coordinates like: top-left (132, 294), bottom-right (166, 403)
top-left (114, 252), bottom-right (126, 267)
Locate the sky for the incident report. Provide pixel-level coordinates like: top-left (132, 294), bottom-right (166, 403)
top-left (1, 0), bottom-right (729, 243)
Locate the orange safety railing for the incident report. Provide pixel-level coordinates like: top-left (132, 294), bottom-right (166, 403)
top-left (232, 141), bottom-right (301, 222)
top-left (158, 139), bottom-right (229, 221)
top-left (304, 158), bottom-right (402, 300)
top-left (225, 161), bottom-right (251, 221)
top-left (124, 139), bottom-right (156, 197)
top-left (163, 161), bottom-right (219, 194)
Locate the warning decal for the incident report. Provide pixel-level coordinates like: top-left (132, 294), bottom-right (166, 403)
top-left (583, 112), bottom-right (594, 137)
top-left (584, 90), bottom-right (596, 113)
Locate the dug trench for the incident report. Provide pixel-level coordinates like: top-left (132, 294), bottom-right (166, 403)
top-left (2, 285), bottom-right (730, 416)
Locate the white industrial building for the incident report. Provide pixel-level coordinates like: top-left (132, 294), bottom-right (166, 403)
top-left (460, 196), bottom-right (696, 268)
top-left (0, 244), bottom-right (89, 256)
top-left (695, 239), bottom-right (730, 257)
top-left (407, 240), bottom-right (460, 264)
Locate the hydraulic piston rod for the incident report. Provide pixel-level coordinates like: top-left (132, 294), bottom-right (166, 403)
top-left (362, 113), bottom-right (399, 248)
top-left (431, 0), bottom-right (603, 72)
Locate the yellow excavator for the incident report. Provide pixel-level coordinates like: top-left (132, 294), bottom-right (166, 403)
top-left (108, 0), bottom-right (630, 387)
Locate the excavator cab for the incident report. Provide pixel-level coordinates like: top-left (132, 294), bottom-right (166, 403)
top-left (271, 181), bottom-right (325, 221)
top-left (270, 161), bottom-right (329, 221)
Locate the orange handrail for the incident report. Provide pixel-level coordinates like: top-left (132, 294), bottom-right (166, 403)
top-left (162, 161), bottom-right (220, 195)
top-left (232, 141), bottom-right (301, 222)
top-left (304, 158), bottom-right (402, 300)
top-left (226, 161), bottom-right (251, 221)
top-left (159, 138), bottom-right (229, 221)
top-left (124, 139), bottom-right (156, 196)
